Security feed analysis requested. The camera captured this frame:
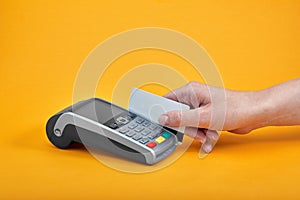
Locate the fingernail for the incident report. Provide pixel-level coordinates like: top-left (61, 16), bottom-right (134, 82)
top-left (158, 115), bottom-right (169, 125)
top-left (203, 143), bottom-right (212, 153)
top-left (211, 134), bottom-right (219, 141)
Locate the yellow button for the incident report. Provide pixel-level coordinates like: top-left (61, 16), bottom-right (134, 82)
top-left (155, 136), bottom-right (165, 144)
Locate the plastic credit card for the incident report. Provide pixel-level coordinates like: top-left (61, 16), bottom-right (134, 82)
top-left (129, 88), bottom-right (190, 135)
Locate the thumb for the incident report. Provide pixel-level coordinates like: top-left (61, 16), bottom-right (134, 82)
top-left (158, 108), bottom-right (210, 128)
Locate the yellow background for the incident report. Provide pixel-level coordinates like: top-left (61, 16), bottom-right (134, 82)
top-left (1, 0), bottom-right (300, 199)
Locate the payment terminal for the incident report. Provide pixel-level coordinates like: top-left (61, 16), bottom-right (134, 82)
top-left (46, 98), bottom-right (182, 165)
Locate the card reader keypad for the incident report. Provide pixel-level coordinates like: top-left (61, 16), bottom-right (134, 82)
top-left (117, 116), bottom-right (173, 149)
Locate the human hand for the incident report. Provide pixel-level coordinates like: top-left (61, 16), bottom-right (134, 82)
top-left (158, 81), bottom-right (269, 152)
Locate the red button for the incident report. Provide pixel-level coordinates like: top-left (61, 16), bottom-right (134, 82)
top-left (146, 142), bottom-right (157, 148)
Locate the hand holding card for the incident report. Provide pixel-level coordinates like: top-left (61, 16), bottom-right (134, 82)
top-left (129, 88), bottom-right (220, 158)
top-left (129, 88), bottom-right (190, 143)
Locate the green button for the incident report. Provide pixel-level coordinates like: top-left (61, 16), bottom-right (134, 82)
top-left (162, 132), bottom-right (171, 138)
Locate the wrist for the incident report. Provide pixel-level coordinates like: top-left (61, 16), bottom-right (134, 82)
top-left (258, 80), bottom-right (300, 126)
top-left (236, 90), bottom-right (274, 131)
top-left (251, 89), bottom-right (276, 127)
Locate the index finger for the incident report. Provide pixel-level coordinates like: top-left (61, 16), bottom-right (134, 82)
top-left (163, 83), bottom-right (199, 108)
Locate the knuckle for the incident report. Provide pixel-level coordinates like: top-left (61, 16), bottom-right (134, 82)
top-left (187, 81), bottom-right (199, 88)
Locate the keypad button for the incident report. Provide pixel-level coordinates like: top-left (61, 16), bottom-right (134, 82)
top-left (141, 129), bottom-right (151, 136)
top-left (146, 142), bottom-right (157, 148)
top-left (153, 128), bottom-right (162, 135)
top-left (155, 136), bottom-right (165, 144)
top-left (109, 123), bottom-right (118, 129)
top-left (125, 131), bottom-right (135, 137)
top-left (148, 133), bottom-right (158, 140)
top-left (162, 132), bottom-right (171, 138)
top-left (118, 127), bottom-right (129, 134)
top-left (116, 116), bottom-right (129, 125)
top-left (139, 138), bottom-right (149, 144)
top-left (128, 123), bottom-right (138, 129)
top-left (142, 121), bottom-right (151, 127)
top-left (132, 134), bottom-right (142, 141)
top-left (135, 118), bottom-right (145, 124)
top-left (134, 126), bottom-right (144, 132)
top-left (149, 124), bottom-right (157, 130)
